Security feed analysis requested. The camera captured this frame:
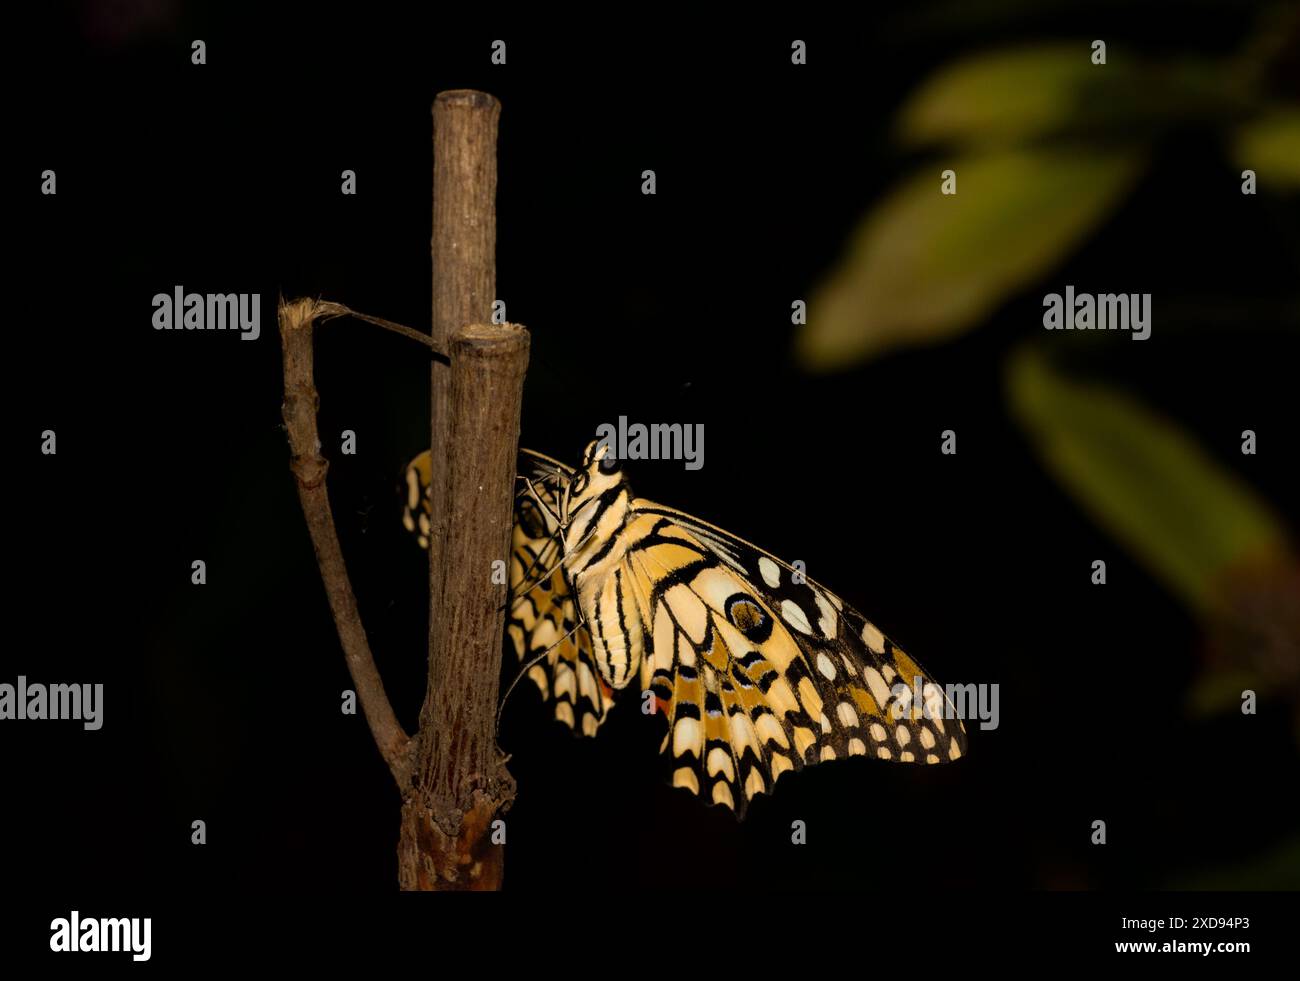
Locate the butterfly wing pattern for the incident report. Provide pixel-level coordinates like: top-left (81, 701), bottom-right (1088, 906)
top-left (403, 449), bottom-right (612, 737)
top-left (403, 441), bottom-right (967, 817)
top-left (619, 502), bottom-right (967, 815)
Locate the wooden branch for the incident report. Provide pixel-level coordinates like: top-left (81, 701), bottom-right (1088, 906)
top-left (280, 88), bottom-right (517, 891)
top-left (400, 322), bottom-right (529, 890)
top-left (427, 90), bottom-right (500, 700)
top-left (393, 89), bottom-right (511, 892)
top-left (279, 296), bottom-right (414, 790)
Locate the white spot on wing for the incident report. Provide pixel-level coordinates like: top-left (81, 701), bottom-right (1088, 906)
top-left (673, 718), bottom-right (703, 758)
top-left (862, 667), bottom-right (891, 712)
top-left (707, 747), bottom-right (735, 780)
top-left (673, 767), bottom-right (699, 794)
top-left (758, 556), bottom-right (780, 588)
top-left (781, 599), bottom-right (813, 635)
top-left (814, 592), bottom-right (837, 637)
top-left (755, 712), bottom-right (789, 748)
top-left (554, 664), bottom-right (575, 701)
top-left (770, 753), bottom-right (793, 781)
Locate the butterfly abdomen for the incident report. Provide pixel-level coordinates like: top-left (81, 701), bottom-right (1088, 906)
top-left (576, 517), bottom-right (657, 690)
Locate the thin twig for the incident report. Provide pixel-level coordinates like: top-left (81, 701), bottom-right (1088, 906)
top-left (278, 295), bottom-right (414, 790)
top-left (314, 300), bottom-right (450, 363)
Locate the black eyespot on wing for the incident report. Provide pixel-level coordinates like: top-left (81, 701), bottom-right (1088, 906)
top-left (725, 593), bottom-right (773, 644)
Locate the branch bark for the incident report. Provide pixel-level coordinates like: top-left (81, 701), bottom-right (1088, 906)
top-left (427, 90), bottom-right (500, 709)
top-left (279, 88), bottom-right (518, 891)
top-left (393, 89), bottom-right (516, 891)
top-left (399, 322), bottom-right (528, 890)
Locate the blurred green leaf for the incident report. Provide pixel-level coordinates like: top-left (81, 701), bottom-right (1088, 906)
top-left (1006, 347), bottom-right (1289, 614)
top-left (798, 148), bottom-right (1142, 370)
top-left (1169, 834), bottom-right (1300, 890)
top-left (897, 46), bottom-right (1255, 149)
top-left (1232, 109), bottom-right (1300, 189)
top-left (897, 47), bottom-right (1098, 147)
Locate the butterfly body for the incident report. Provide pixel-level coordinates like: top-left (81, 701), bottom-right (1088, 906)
top-left (405, 439), bottom-right (967, 816)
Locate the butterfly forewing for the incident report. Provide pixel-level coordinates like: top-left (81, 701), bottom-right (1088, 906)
top-left (609, 501), bottom-right (968, 816)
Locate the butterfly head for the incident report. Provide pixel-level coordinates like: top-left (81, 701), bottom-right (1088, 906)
top-left (560, 439), bottom-right (630, 541)
top-left (581, 437), bottom-right (622, 473)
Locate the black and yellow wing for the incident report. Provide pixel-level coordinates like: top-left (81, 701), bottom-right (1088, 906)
top-left (612, 500), bottom-right (967, 816)
top-left (402, 449), bottom-right (613, 736)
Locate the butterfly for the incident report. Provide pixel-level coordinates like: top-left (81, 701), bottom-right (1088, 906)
top-left (404, 440), bottom-right (967, 816)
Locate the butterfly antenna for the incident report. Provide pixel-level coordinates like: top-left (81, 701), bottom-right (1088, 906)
top-left (504, 535), bottom-right (562, 613)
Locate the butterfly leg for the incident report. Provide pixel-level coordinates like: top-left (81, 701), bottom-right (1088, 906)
top-left (495, 615), bottom-right (590, 735)
top-left (507, 521), bottom-right (604, 614)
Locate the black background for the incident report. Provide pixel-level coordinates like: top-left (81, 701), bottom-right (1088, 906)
top-left (6, 1), bottom-right (1299, 954)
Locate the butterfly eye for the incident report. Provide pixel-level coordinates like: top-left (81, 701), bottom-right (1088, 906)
top-left (598, 454), bottom-right (621, 475)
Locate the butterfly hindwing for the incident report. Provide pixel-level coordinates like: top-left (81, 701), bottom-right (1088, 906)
top-left (402, 449), bottom-right (611, 736)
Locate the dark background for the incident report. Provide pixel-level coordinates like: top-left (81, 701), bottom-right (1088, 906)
top-left (7, 1), bottom-right (1299, 918)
